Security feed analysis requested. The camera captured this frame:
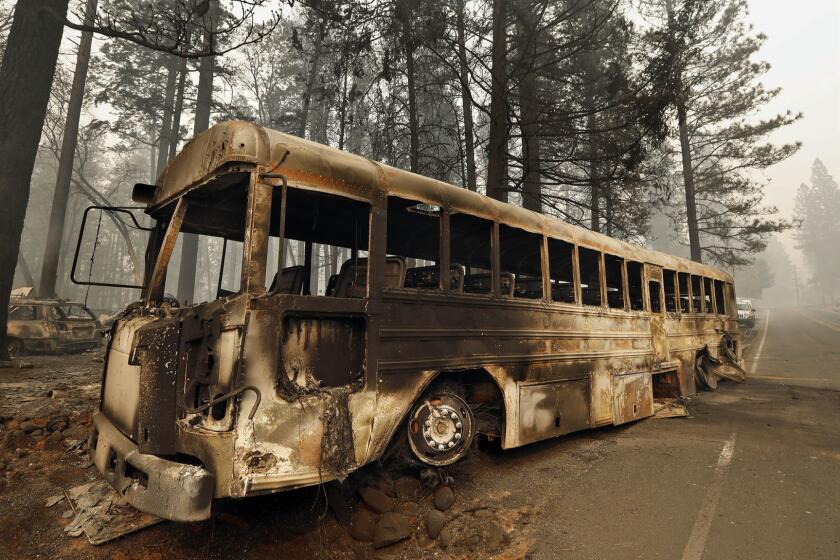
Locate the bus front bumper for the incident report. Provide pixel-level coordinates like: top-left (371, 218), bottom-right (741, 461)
top-left (91, 412), bottom-right (215, 522)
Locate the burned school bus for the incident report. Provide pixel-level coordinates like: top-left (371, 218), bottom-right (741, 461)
top-left (80, 120), bottom-right (741, 521)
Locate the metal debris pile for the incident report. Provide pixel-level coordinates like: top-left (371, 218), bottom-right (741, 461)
top-left (51, 480), bottom-right (162, 545)
top-left (694, 341), bottom-right (747, 391)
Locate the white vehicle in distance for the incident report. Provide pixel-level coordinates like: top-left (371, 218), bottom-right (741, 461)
top-left (737, 299), bottom-right (756, 328)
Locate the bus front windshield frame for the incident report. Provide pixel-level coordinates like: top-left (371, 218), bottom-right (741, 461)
top-left (145, 175), bottom-right (254, 307)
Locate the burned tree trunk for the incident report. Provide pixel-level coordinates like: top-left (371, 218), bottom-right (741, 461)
top-left (405, 47), bottom-right (419, 172)
top-left (676, 101), bottom-right (701, 262)
top-left (156, 55), bottom-right (179, 177)
top-left (0, 0), bottom-right (69, 361)
top-left (455, 0), bottom-right (477, 191)
top-left (587, 111), bottom-right (600, 233)
top-left (297, 19), bottom-right (326, 139)
top-left (178, 1), bottom-right (217, 305)
top-left (395, 0), bottom-right (420, 173)
top-left (16, 252), bottom-right (34, 289)
top-left (169, 56), bottom-right (188, 160)
top-left (38, 0), bottom-right (97, 299)
top-left (516, 2), bottom-right (540, 213)
top-left (486, 0), bottom-right (508, 202)
top-left (665, 0), bottom-right (701, 262)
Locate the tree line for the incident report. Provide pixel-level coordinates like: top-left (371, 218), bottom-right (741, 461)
top-left (0, 0), bottom-right (802, 360)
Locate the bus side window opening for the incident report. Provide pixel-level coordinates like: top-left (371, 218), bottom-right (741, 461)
top-left (690, 275), bottom-right (703, 313)
top-left (499, 225), bottom-right (543, 299)
top-left (548, 238), bottom-right (575, 304)
top-left (703, 277), bottom-right (714, 313)
top-left (270, 187), bottom-right (371, 298)
top-left (678, 272), bottom-right (691, 313)
top-left (714, 280), bottom-right (726, 314)
top-left (604, 254), bottom-right (625, 310)
top-left (664, 270), bottom-right (678, 313)
top-left (451, 213), bottom-right (494, 295)
top-left (649, 280), bottom-right (663, 314)
top-left (627, 261), bottom-right (644, 311)
top-left (578, 247), bottom-right (602, 307)
top-left (387, 198), bottom-right (447, 290)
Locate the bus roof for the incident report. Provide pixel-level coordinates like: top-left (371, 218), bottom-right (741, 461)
top-left (153, 120), bottom-right (733, 283)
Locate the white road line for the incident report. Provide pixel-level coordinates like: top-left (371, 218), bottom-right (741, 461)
top-left (749, 309), bottom-right (770, 375)
top-left (680, 434), bottom-right (737, 560)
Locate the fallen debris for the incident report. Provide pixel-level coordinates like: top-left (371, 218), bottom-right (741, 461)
top-left (653, 399), bottom-right (689, 418)
top-left (63, 480), bottom-right (163, 545)
top-left (45, 494), bottom-right (65, 508)
top-left (695, 343), bottom-right (747, 390)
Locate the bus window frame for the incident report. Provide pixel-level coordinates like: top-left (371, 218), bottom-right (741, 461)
top-left (702, 277), bottom-right (715, 315)
top-left (677, 271), bottom-right (691, 314)
top-left (648, 278), bottom-right (664, 315)
top-left (498, 224), bottom-right (546, 302)
top-left (577, 245), bottom-right (605, 308)
top-left (662, 269), bottom-right (679, 315)
top-left (449, 211), bottom-right (497, 298)
top-left (689, 274), bottom-right (703, 314)
top-left (267, 181), bottom-right (374, 299)
top-left (546, 236), bottom-right (579, 307)
top-left (385, 196), bottom-right (444, 293)
top-left (626, 260), bottom-right (645, 312)
top-left (713, 279), bottom-right (726, 315)
top-left (603, 253), bottom-right (627, 311)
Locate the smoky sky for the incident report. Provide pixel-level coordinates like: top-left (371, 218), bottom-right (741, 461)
top-left (747, 0), bottom-right (840, 218)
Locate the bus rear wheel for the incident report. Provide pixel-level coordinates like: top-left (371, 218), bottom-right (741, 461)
top-left (406, 391), bottom-right (475, 467)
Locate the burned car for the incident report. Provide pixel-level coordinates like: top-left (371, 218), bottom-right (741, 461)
top-left (7, 293), bottom-right (102, 356)
top-left (736, 299), bottom-right (756, 328)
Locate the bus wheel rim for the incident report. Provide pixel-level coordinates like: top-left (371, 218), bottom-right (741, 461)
top-left (407, 393), bottom-right (473, 466)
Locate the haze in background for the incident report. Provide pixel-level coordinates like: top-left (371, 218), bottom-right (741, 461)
top-left (747, 0), bottom-right (840, 261)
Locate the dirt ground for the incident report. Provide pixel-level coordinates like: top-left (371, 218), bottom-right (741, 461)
top-left (1, 308), bottom-right (838, 560)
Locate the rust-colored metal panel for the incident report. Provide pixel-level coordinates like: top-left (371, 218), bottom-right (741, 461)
top-left (611, 371), bottom-right (654, 425)
top-left (518, 379), bottom-right (590, 445)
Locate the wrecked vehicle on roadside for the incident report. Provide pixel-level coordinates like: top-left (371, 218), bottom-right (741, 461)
top-left (74, 121), bottom-right (743, 523)
top-left (7, 290), bottom-right (102, 356)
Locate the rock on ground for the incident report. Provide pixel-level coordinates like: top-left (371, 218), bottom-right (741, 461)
top-left (372, 512), bottom-right (412, 549)
top-left (433, 485), bottom-right (455, 511)
top-left (359, 486), bottom-right (395, 514)
top-left (349, 507), bottom-right (377, 542)
top-left (394, 475), bottom-right (421, 499)
top-left (426, 509), bottom-right (446, 539)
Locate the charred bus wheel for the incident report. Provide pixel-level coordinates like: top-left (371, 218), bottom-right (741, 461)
top-left (406, 390), bottom-right (475, 467)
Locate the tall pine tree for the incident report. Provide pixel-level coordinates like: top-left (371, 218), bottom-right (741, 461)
top-left (643, 0), bottom-right (800, 265)
top-left (794, 159), bottom-right (840, 303)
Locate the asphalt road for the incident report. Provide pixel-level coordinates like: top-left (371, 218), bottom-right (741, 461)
top-left (517, 306), bottom-right (840, 560)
